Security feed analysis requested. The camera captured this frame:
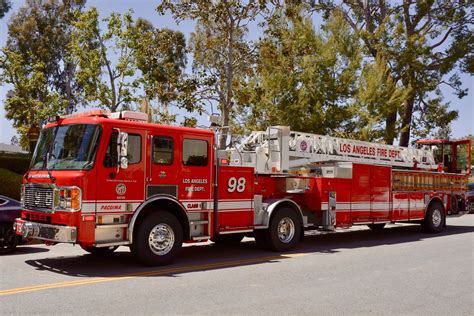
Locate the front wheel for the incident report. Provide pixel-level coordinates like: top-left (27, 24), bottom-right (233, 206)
top-left (266, 208), bottom-right (301, 252)
top-left (421, 202), bottom-right (445, 233)
top-left (131, 212), bottom-right (183, 266)
top-left (0, 223), bottom-right (21, 254)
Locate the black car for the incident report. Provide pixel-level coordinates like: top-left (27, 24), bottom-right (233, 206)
top-left (0, 195), bottom-right (22, 254)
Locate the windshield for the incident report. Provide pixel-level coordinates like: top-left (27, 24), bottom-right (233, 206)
top-left (30, 124), bottom-right (102, 170)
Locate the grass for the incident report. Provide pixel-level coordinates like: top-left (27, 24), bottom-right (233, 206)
top-left (0, 168), bottom-right (22, 201)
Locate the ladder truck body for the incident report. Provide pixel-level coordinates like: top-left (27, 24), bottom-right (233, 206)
top-left (14, 111), bottom-right (471, 265)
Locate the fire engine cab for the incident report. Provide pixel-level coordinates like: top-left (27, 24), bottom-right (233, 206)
top-left (14, 110), bottom-right (471, 265)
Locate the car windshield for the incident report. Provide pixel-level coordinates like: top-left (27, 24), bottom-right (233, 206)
top-left (30, 124), bottom-right (101, 170)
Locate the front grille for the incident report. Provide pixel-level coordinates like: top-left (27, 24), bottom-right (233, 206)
top-left (24, 185), bottom-right (54, 211)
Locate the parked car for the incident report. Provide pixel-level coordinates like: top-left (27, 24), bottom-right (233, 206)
top-left (467, 182), bottom-right (474, 213)
top-left (0, 195), bottom-right (22, 254)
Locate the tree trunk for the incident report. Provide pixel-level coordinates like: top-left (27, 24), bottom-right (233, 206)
top-left (398, 97), bottom-right (415, 147)
top-left (384, 111), bottom-right (397, 145)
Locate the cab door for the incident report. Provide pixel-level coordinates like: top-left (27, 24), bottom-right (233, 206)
top-left (178, 136), bottom-right (213, 204)
top-left (96, 127), bottom-right (146, 216)
top-left (147, 133), bottom-right (180, 199)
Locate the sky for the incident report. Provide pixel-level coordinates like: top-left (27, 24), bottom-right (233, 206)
top-left (0, 0), bottom-right (473, 145)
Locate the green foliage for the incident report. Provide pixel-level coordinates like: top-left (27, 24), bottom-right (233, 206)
top-left (69, 8), bottom-right (140, 112)
top-left (158, 0), bottom-right (265, 132)
top-left (315, 0), bottom-right (472, 145)
top-left (0, 153), bottom-right (31, 175)
top-left (0, 168), bottom-right (22, 200)
top-left (132, 19), bottom-right (188, 124)
top-left (351, 56), bottom-right (410, 142)
top-left (237, 9), bottom-right (362, 136)
top-left (0, 0), bottom-right (11, 19)
top-left (0, 0), bottom-right (85, 145)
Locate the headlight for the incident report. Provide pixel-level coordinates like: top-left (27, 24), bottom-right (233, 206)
top-left (54, 187), bottom-right (82, 212)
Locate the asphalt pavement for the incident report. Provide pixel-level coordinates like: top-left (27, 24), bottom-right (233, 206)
top-left (1, 215), bottom-right (473, 315)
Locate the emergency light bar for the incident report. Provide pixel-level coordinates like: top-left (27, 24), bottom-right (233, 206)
top-left (59, 109), bottom-right (148, 122)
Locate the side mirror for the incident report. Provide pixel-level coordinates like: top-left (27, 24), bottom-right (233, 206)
top-left (117, 131), bottom-right (128, 170)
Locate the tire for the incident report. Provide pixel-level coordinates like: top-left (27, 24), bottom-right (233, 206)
top-left (449, 195), bottom-right (459, 214)
top-left (211, 233), bottom-right (244, 245)
top-left (421, 202), bottom-right (445, 233)
top-left (266, 208), bottom-right (301, 252)
top-left (367, 223), bottom-right (386, 231)
top-left (131, 212), bottom-right (183, 266)
top-left (0, 222), bottom-right (20, 255)
top-left (81, 245), bottom-right (119, 255)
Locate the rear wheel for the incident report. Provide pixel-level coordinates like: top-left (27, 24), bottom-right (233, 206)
top-left (81, 245), bottom-right (119, 255)
top-left (211, 233), bottom-right (244, 245)
top-left (421, 202), bottom-right (445, 233)
top-left (266, 208), bottom-right (301, 252)
top-left (0, 223), bottom-right (20, 254)
top-left (131, 212), bottom-right (183, 266)
top-left (367, 223), bottom-right (386, 231)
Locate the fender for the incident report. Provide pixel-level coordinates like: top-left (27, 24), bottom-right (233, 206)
top-left (128, 194), bottom-right (189, 243)
top-left (424, 194), bottom-right (445, 214)
top-left (256, 198), bottom-right (306, 229)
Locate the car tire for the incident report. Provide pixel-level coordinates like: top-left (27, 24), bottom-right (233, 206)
top-left (266, 208), bottom-right (301, 252)
top-left (421, 202), bottom-right (445, 233)
top-left (0, 222), bottom-right (20, 254)
top-left (131, 212), bottom-right (183, 266)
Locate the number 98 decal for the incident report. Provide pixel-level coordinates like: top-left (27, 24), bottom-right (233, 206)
top-left (227, 177), bottom-right (246, 193)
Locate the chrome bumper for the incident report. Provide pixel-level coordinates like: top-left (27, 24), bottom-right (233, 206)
top-left (14, 219), bottom-right (77, 243)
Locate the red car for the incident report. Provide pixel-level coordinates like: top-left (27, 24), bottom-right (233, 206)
top-left (0, 195), bottom-right (22, 254)
top-left (467, 183), bottom-right (474, 213)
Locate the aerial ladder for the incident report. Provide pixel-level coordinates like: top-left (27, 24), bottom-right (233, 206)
top-left (226, 126), bottom-right (437, 174)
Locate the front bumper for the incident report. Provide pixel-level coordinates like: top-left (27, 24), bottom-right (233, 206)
top-left (14, 219), bottom-right (77, 243)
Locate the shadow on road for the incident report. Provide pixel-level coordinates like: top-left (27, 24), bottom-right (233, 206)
top-left (2, 246), bottom-right (50, 256)
top-left (24, 223), bottom-right (473, 278)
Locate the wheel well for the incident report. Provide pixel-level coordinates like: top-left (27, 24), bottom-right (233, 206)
top-left (132, 199), bottom-right (190, 240)
top-left (270, 201), bottom-right (303, 226)
top-left (427, 197), bottom-right (444, 213)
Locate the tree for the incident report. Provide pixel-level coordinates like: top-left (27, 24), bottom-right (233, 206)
top-left (69, 8), bottom-right (139, 112)
top-left (0, 0), bottom-right (11, 19)
top-left (0, 0), bottom-right (85, 146)
top-left (157, 1), bottom-right (265, 137)
top-left (10, 135), bottom-right (18, 146)
top-left (314, 0), bottom-right (473, 146)
top-left (237, 9), bottom-right (362, 137)
top-left (132, 18), bottom-right (188, 124)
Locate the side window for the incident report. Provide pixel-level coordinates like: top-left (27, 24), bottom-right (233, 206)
top-left (153, 136), bottom-right (173, 165)
top-left (103, 132), bottom-right (142, 167)
top-left (183, 139), bottom-right (208, 166)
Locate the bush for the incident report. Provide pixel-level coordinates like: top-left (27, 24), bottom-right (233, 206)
top-left (0, 153), bottom-right (31, 175)
top-left (0, 168), bottom-right (22, 200)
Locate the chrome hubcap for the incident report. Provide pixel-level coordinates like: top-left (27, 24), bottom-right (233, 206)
top-left (277, 217), bottom-right (295, 243)
top-left (148, 223), bottom-right (174, 255)
top-left (432, 209), bottom-right (442, 227)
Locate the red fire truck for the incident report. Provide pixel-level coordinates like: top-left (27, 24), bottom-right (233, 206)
top-left (14, 110), bottom-right (471, 265)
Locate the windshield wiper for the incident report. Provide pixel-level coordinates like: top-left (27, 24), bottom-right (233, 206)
top-left (43, 127), bottom-right (58, 183)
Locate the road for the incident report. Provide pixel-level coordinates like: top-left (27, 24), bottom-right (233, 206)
top-left (1, 215), bottom-right (473, 315)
